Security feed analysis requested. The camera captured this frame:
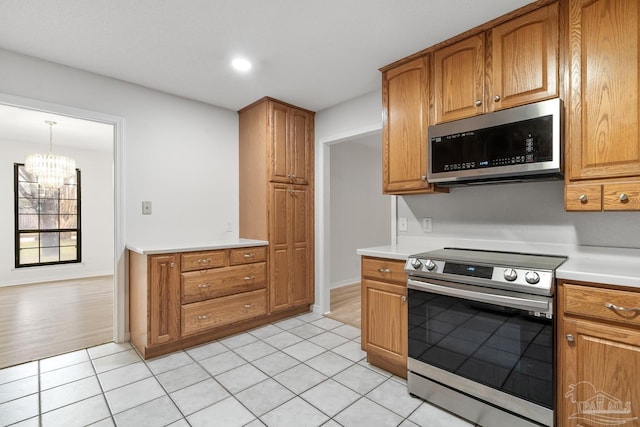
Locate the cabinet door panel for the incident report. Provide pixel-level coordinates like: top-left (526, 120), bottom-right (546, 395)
top-left (433, 35), bottom-right (485, 124)
top-left (489, 3), bottom-right (558, 111)
top-left (270, 102), bottom-right (289, 183)
top-left (561, 319), bottom-right (640, 427)
top-left (270, 184), bottom-right (289, 245)
top-left (383, 56), bottom-right (431, 193)
top-left (149, 254), bottom-right (180, 346)
top-left (270, 247), bottom-right (290, 312)
top-left (292, 246), bottom-right (311, 306)
top-left (362, 279), bottom-right (407, 364)
top-left (569, 0), bottom-right (640, 180)
top-left (290, 109), bottom-right (311, 185)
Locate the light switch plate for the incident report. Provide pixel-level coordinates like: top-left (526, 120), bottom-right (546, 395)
top-left (398, 217), bottom-right (408, 232)
top-left (142, 201), bottom-right (152, 215)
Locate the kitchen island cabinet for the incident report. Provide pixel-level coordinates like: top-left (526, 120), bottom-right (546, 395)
top-left (557, 280), bottom-right (640, 427)
top-left (565, 0), bottom-right (640, 211)
top-left (361, 256), bottom-right (408, 378)
top-left (129, 243), bottom-right (298, 359)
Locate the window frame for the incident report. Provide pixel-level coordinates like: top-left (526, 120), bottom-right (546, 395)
top-left (14, 163), bottom-right (82, 268)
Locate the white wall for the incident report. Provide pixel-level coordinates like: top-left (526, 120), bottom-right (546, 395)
top-left (398, 181), bottom-right (640, 249)
top-left (0, 140), bottom-right (114, 286)
top-left (329, 135), bottom-right (391, 288)
top-left (315, 89), bottom-right (385, 312)
top-left (0, 48), bottom-right (239, 283)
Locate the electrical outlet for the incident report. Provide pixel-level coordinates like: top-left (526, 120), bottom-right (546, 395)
top-left (142, 201), bottom-right (152, 215)
top-left (422, 217), bottom-right (433, 233)
top-left (398, 217), bottom-right (408, 232)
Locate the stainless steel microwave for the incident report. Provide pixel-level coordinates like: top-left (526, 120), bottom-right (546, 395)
top-left (427, 98), bottom-right (562, 186)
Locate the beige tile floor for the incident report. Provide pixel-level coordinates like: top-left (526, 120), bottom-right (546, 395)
top-left (0, 312), bottom-right (476, 427)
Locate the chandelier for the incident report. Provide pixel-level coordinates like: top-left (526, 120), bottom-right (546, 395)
top-left (25, 120), bottom-right (76, 189)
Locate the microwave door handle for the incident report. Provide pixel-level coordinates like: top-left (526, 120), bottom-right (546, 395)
top-left (407, 279), bottom-right (550, 312)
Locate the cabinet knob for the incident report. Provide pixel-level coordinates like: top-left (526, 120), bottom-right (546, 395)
top-left (421, 175), bottom-right (427, 181)
top-left (494, 95), bottom-right (501, 102)
top-left (566, 334), bottom-right (575, 342)
top-left (578, 194), bottom-right (588, 203)
top-left (475, 100), bottom-right (482, 107)
top-left (401, 295), bottom-right (407, 302)
top-left (619, 193), bottom-right (629, 202)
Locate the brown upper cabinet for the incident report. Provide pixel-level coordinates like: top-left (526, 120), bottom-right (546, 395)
top-left (432, 3), bottom-right (559, 124)
top-left (270, 100), bottom-right (313, 185)
top-left (382, 56), bottom-right (447, 194)
top-left (565, 0), bottom-right (640, 211)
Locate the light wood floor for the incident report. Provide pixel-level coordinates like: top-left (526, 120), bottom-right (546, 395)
top-left (0, 276), bottom-right (113, 369)
top-left (326, 283), bottom-right (361, 328)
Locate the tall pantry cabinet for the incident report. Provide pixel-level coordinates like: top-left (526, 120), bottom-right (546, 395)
top-left (238, 97), bottom-right (315, 314)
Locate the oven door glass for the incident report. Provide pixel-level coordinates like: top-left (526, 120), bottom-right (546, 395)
top-left (408, 287), bottom-right (553, 409)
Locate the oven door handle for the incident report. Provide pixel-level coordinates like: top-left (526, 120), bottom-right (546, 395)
top-left (407, 278), bottom-right (550, 312)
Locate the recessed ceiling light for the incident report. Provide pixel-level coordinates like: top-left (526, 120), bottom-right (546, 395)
top-left (231, 58), bottom-right (252, 72)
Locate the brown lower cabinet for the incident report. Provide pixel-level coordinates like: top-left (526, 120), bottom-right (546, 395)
top-left (129, 245), bottom-right (307, 358)
top-left (361, 256), bottom-right (408, 378)
top-left (557, 280), bottom-right (640, 427)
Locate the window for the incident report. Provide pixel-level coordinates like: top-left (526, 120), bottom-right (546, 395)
top-left (14, 163), bottom-right (81, 267)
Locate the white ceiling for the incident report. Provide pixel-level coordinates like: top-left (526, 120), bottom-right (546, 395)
top-left (0, 0), bottom-right (533, 113)
top-left (0, 104), bottom-right (114, 152)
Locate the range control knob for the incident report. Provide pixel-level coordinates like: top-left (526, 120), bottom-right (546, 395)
top-left (425, 260), bottom-right (437, 271)
top-left (410, 258), bottom-right (422, 270)
top-left (525, 271), bottom-right (540, 284)
top-left (504, 268), bottom-right (518, 281)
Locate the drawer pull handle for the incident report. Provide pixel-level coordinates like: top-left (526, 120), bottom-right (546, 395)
top-left (198, 283), bottom-right (212, 288)
top-left (197, 314), bottom-right (211, 320)
top-left (606, 302), bottom-right (640, 314)
top-left (566, 334), bottom-right (575, 342)
top-left (619, 193), bottom-right (629, 202)
top-left (244, 304), bottom-right (253, 309)
top-left (578, 194), bottom-right (588, 203)
top-left (244, 276), bottom-right (255, 281)
top-left (198, 258), bottom-right (212, 264)
top-left (378, 268), bottom-right (391, 273)
top-left (244, 253), bottom-right (255, 258)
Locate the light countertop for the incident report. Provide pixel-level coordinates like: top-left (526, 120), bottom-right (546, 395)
top-left (357, 237), bottom-right (640, 289)
top-left (126, 238), bottom-right (268, 255)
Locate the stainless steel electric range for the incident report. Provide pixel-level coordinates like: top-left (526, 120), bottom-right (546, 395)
top-left (404, 248), bottom-right (567, 427)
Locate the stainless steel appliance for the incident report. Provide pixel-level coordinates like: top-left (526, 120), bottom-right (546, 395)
top-left (427, 98), bottom-right (562, 186)
top-left (405, 248), bottom-right (567, 427)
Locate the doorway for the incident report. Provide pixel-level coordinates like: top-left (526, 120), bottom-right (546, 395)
top-left (324, 131), bottom-right (391, 328)
top-left (0, 100), bottom-right (120, 368)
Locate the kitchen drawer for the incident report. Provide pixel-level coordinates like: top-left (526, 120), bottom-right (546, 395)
top-left (565, 184), bottom-right (602, 211)
top-left (181, 289), bottom-right (267, 336)
top-left (181, 250), bottom-right (227, 272)
top-left (563, 283), bottom-right (640, 327)
top-left (603, 182), bottom-right (640, 211)
top-left (362, 257), bottom-right (406, 285)
top-left (181, 262), bottom-right (266, 304)
top-left (229, 246), bottom-right (267, 265)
